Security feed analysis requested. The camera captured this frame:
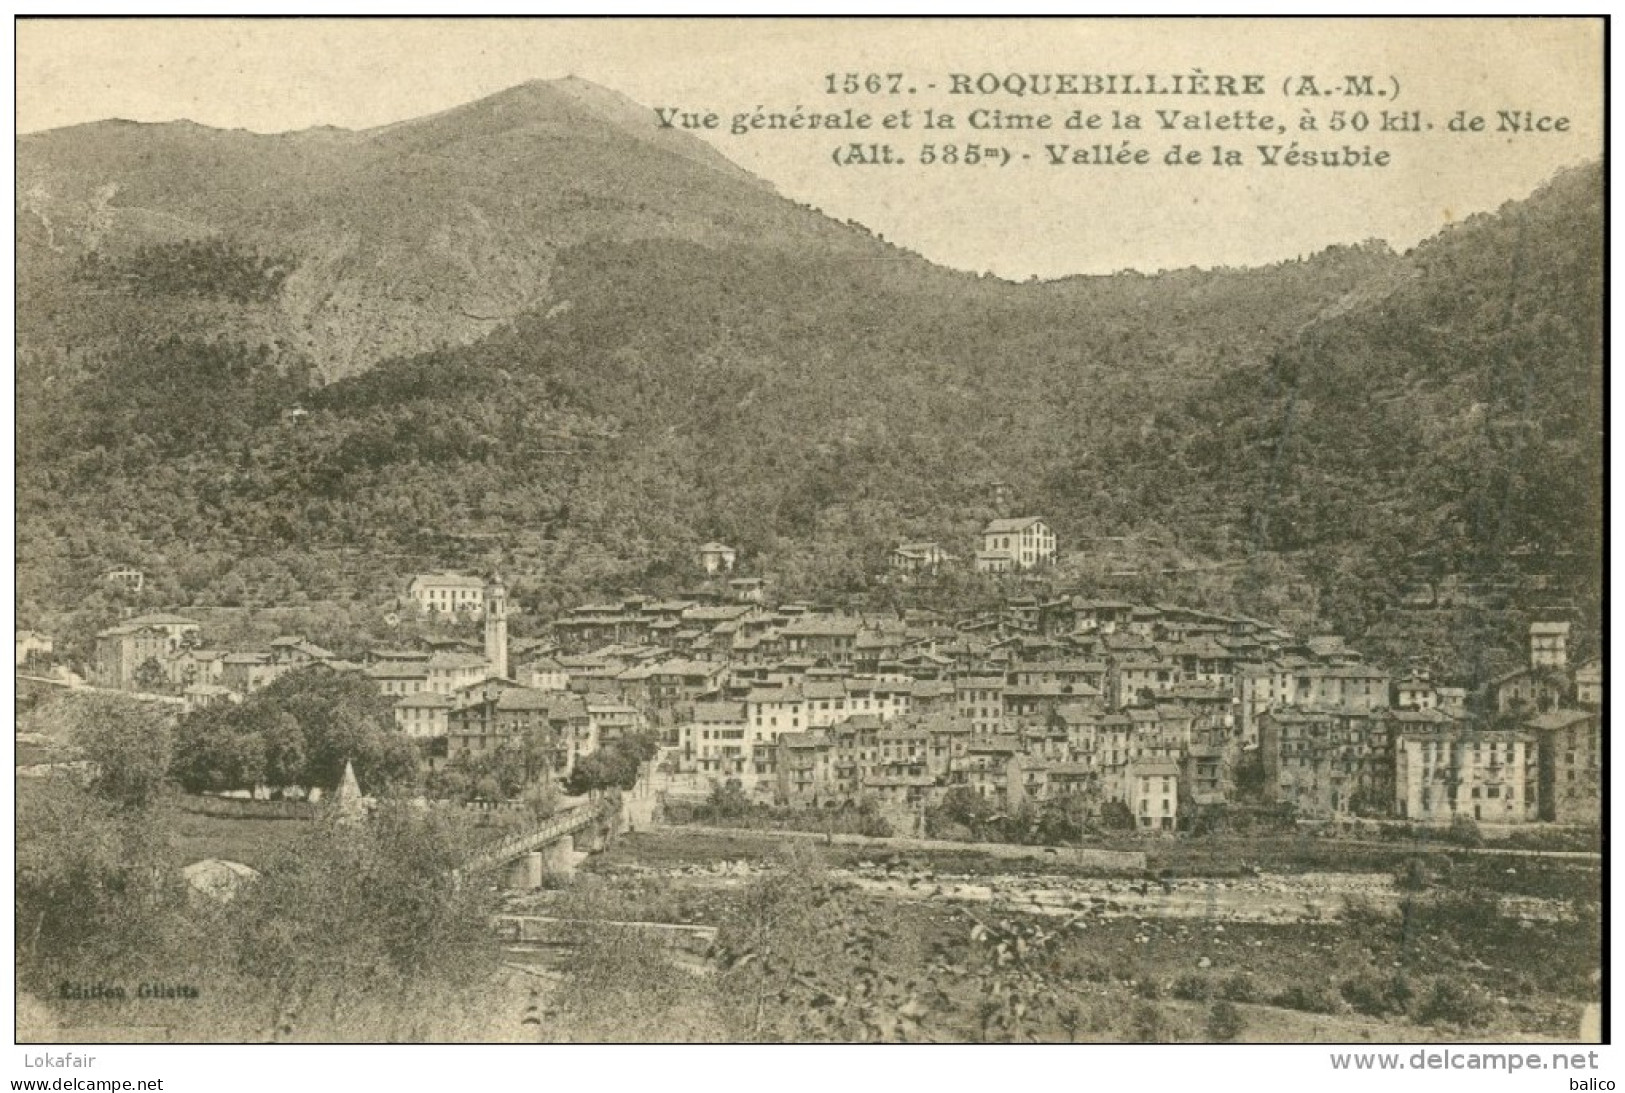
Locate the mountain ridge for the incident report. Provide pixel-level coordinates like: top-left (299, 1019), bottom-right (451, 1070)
top-left (18, 77), bottom-right (924, 379)
top-left (15, 83), bottom-right (1601, 684)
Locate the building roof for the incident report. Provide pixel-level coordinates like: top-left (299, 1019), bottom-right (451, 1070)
top-left (396, 692), bottom-right (453, 709)
top-left (654, 658), bottom-right (723, 677)
top-left (698, 541), bottom-right (736, 553)
top-left (692, 702), bottom-right (747, 723)
top-left (372, 649), bottom-right (431, 662)
top-left (275, 639), bottom-right (335, 660)
top-left (683, 605), bottom-right (753, 622)
top-left (1019, 658), bottom-right (1108, 674)
top-left (780, 732), bottom-right (831, 749)
top-left (746, 687), bottom-right (803, 705)
top-left (863, 775), bottom-right (935, 788)
top-left (1135, 761), bottom-right (1181, 778)
top-left (1489, 666), bottom-right (1540, 687)
top-left (983, 517), bottom-right (1045, 534)
top-left (426, 652), bottom-right (489, 670)
top-left (781, 616), bottom-right (863, 637)
top-left (411, 572), bottom-right (485, 589)
top-left (486, 688), bottom-right (564, 712)
top-left (1525, 709), bottom-right (1596, 731)
top-left (1386, 708), bottom-right (1455, 725)
top-left (366, 662), bottom-right (430, 680)
top-left (126, 613), bottom-right (200, 627)
top-left (1301, 664), bottom-right (1390, 679)
top-left (1529, 621), bottom-right (1572, 635)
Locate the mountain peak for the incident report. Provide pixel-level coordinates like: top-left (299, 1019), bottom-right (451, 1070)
top-left (394, 77), bottom-right (768, 190)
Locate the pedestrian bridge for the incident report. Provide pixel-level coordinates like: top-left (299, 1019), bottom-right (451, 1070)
top-left (458, 798), bottom-right (616, 888)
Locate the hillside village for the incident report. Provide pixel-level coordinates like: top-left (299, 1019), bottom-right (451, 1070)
top-left (11, 53), bottom-right (1603, 1047)
top-left (39, 514), bottom-right (1601, 840)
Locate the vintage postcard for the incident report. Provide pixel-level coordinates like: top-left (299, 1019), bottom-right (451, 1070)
top-left (12, 16), bottom-right (1604, 1063)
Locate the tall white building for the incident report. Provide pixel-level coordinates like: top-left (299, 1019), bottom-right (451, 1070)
top-left (485, 575), bottom-right (509, 680)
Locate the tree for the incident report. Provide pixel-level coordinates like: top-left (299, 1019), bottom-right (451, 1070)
top-left (425, 748), bottom-right (528, 803)
top-left (67, 693), bottom-right (177, 808)
top-left (562, 730), bottom-right (660, 796)
top-left (231, 802), bottom-right (497, 1039)
top-left (706, 780), bottom-right (752, 819)
top-left (16, 781), bottom-right (181, 976)
top-left (257, 668), bottom-right (414, 792)
top-left (171, 710), bottom-right (264, 793)
top-left (261, 711), bottom-right (308, 792)
top-left (132, 656), bottom-right (170, 693)
top-left (1206, 1000), bottom-right (1246, 1041)
top-left (174, 667), bottom-right (417, 796)
top-left (938, 786), bottom-right (995, 830)
top-left (563, 748), bottom-right (638, 796)
top-left (1099, 799), bottom-right (1137, 832)
top-left (619, 729), bottom-right (662, 766)
top-left (1034, 792), bottom-right (1097, 844)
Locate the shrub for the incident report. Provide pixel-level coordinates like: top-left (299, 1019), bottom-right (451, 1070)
top-left (1416, 976), bottom-right (1496, 1028)
top-left (1219, 973), bottom-right (1258, 1003)
top-left (1395, 853), bottom-right (1453, 891)
top-left (1135, 977), bottom-right (1162, 1000)
top-left (1129, 1001), bottom-right (1175, 1042)
top-left (1273, 983), bottom-right (1342, 1014)
top-left (1172, 974), bottom-right (1213, 1002)
top-left (857, 812), bottom-right (894, 839)
top-left (1206, 1000), bottom-right (1246, 1042)
top-left (1411, 890), bottom-right (1513, 947)
top-left (1341, 892), bottom-right (1391, 930)
top-left (1340, 971), bottom-right (1414, 1018)
top-left (1447, 814), bottom-right (1485, 849)
top-left (1099, 800), bottom-right (1137, 832)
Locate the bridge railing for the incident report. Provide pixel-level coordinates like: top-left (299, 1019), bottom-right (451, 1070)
top-left (460, 799), bottom-right (609, 874)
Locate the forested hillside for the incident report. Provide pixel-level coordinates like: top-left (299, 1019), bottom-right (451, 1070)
top-left (1097, 164), bottom-right (1603, 675)
top-left (15, 82), bottom-right (1601, 684)
top-left (16, 237), bottom-right (1405, 624)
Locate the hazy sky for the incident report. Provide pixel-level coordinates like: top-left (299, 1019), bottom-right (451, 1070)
top-left (16, 18), bottom-right (1603, 279)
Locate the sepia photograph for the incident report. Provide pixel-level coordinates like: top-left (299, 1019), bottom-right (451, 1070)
top-left (11, 15), bottom-right (1606, 1068)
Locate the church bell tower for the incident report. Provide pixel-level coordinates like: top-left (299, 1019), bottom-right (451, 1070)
top-left (484, 575), bottom-right (508, 680)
